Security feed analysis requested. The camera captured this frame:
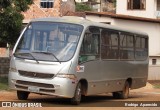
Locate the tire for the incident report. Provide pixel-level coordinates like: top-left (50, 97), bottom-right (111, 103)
top-left (71, 83), bottom-right (82, 105)
top-left (17, 91), bottom-right (29, 100)
top-left (112, 92), bottom-right (120, 99)
top-left (119, 81), bottom-right (130, 99)
top-left (112, 81), bottom-right (130, 99)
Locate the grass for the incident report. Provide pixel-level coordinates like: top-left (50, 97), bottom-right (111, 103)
top-left (0, 76), bottom-right (8, 90)
top-left (148, 80), bottom-right (160, 89)
top-left (153, 84), bottom-right (160, 89)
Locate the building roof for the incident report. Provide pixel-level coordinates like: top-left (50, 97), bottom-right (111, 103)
top-left (85, 11), bottom-right (160, 23)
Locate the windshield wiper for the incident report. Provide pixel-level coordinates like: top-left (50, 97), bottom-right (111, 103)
top-left (14, 52), bottom-right (39, 64)
top-left (32, 51), bottom-right (61, 64)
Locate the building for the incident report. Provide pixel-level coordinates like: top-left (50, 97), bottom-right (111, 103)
top-left (117, 0), bottom-right (160, 19)
top-left (75, 0), bottom-right (115, 12)
top-left (22, 0), bottom-right (76, 23)
top-left (86, 0), bottom-right (160, 80)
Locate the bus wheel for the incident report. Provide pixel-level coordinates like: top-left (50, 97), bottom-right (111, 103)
top-left (119, 81), bottom-right (130, 99)
top-left (71, 83), bottom-right (82, 105)
top-left (112, 92), bottom-right (120, 99)
top-left (17, 91), bottom-right (29, 100)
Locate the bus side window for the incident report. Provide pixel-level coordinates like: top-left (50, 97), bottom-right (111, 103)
top-left (101, 29), bottom-right (119, 59)
top-left (135, 36), bottom-right (148, 60)
top-left (119, 33), bottom-right (134, 60)
top-left (79, 27), bottom-right (100, 63)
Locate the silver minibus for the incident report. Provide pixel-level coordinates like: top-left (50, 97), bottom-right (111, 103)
top-left (9, 16), bottom-right (148, 105)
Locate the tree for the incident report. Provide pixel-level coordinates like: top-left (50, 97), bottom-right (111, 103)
top-left (0, 0), bottom-right (32, 47)
top-left (75, 3), bottom-right (92, 12)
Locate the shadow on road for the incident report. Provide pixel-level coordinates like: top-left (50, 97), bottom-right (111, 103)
top-left (27, 94), bottom-right (116, 107)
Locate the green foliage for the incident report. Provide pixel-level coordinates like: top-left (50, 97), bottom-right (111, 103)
top-left (0, 0), bottom-right (32, 47)
top-left (113, 0), bottom-right (116, 7)
top-left (0, 76), bottom-right (8, 90)
top-left (76, 3), bottom-right (92, 12)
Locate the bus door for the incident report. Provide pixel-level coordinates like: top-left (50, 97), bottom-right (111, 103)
top-left (78, 27), bottom-right (102, 94)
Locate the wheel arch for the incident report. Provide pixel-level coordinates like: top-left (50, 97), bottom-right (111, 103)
top-left (126, 78), bottom-right (132, 88)
top-left (79, 79), bottom-right (88, 96)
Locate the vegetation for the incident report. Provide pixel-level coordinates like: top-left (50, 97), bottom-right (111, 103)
top-left (0, 0), bottom-right (32, 47)
top-left (0, 76), bottom-right (8, 90)
top-left (153, 84), bottom-right (160, 89)
top-left (76, 3), bottom-right (92, 12)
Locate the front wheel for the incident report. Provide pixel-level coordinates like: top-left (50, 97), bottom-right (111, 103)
top-left (17, 91), bottom-right (29, 100)
top-left (71, 83), bottom-right (82, 105)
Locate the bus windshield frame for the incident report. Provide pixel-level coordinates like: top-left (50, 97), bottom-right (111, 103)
top-left (15, 22), bottom-right (83, 62)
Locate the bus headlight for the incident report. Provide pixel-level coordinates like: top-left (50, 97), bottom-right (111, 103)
top-left (56, 74), bottom-right (77, 80)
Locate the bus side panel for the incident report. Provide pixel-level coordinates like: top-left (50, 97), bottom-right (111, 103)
top-left (131, 60), bottom-right (148, 89)
top-left (78, 60), bottom-right (107, 95)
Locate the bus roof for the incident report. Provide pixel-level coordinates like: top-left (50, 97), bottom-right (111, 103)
top-left (31, 16), bottom-right (148, 36)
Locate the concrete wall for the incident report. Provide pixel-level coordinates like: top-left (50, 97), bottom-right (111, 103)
top-left (148, 56), bottom-right (160, 80)
top-left (116, 0), bottom-right (156, 18)
top-left (149, 66), bottom-right (160, 80)
top-left (0, 58), bottom-right (10, 76)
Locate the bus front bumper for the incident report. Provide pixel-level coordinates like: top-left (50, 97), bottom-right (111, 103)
top-left (8, 71), bottom-right (77, 98)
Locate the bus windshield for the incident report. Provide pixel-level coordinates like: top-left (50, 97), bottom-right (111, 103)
top-left (15, 22), bottom-right (83, 62)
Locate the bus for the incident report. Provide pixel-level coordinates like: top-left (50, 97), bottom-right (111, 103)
top-left (9, 16), bottom-right (148, 105)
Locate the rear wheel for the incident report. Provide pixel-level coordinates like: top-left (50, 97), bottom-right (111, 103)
top-left (71, 83), bottom-right (82, 105)
top-left (17, 91), bottom-right (29, 100)
top-left (119, 81), bottom-right (130, 99)
top-left (112, 81), bottom-right (130, 99)
top-left (112, 92), bottom-right (120, 99)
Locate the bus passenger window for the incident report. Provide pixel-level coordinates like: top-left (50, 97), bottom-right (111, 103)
top-left (119, 33), bottom-right (134, 60)
top-left (101, 29), bottom-right (119, 59)
top-left (79, 27), bottom-right (100, 63)
top-left (135, 36), bottom-right (148, 60)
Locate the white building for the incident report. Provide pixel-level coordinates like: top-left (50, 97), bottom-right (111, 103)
top-left (86, 0), bottom-right (160, 80)
top-left (117, 0), bottom-right (160, 19)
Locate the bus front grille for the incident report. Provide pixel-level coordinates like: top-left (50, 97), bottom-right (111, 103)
top-left (16, 80), bottom-right (54, 88)
top-left (18, 70), bottom-right (54, 79)
top-left (15, 80), bottom-right (55, 94)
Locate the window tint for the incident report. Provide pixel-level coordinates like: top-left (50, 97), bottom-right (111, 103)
top-left (135, 36), bottom-right (148, 60)
top-left (17, 29), bottom-right (32, 50)
top-left (120, 33), bottom-right (134, 60)
top-left (101, 29), bottom-right (119, 59)
top-left (79, 27), bottom-right (100, 63)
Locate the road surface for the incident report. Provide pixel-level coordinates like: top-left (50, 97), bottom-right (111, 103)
top-left (0, 83), bottom-right (160, 110)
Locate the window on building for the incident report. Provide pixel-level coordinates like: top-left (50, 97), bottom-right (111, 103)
top-left (152, 59), bottom-right (157, 65)
top-left (127, 0), bottom-right (146, 10)
top-left (40, 0), bottom-right (54, 8)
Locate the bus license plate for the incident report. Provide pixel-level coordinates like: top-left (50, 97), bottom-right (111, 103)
top-left (28, 86), bottom-right (39, 92)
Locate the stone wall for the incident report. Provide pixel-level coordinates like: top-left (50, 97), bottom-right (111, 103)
top-left (0, 58), bottom-right (10, 76)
